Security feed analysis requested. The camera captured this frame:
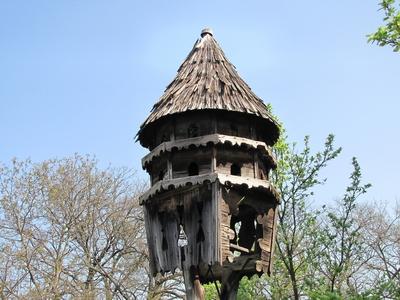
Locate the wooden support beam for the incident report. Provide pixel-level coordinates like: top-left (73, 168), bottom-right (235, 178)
top-left (167, 154), bottom-right (173, 180)
top-left (253, 151), bottom-right (259, 179)
top-left (211, 146), bottom-right (217, 172)
top-left (230, 243), bottom-right (250, 253)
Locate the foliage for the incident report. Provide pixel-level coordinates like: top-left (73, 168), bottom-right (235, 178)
top-left (315, 158), bottom-right (371, 297)
top-left (356, 202), bottom-right (400, 299)
top-left (236, 276), bottom-right (266, 300)
top-left (368, 0), bottom-right (400, 51)
top-left (228, 133), bottom-right (378, 300)
top-left (0, 155), bottom-right (184, 300)
top-left (268, 133), bottom-right (342, 299)
top-left (308, 291), bottom-right (343, 300)
top-left (204, 276), bottom-right (266, 300)
top-left (204, 281), bottom-right (220, 300)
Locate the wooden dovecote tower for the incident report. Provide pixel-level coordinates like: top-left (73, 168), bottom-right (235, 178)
top-left (137, 28), bottom-right (280, 299)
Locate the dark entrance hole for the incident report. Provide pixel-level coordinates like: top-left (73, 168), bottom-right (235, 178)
top-left (230, 163), bottom-right (241, 176)
top-left (188, 162), bottom-right (199, 176)
top-left (158, 170), bottom-right (165, 181)
top-left (188, 124), bottom-right (199, 138)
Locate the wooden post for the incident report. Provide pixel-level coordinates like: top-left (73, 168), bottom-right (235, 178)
top-left (167, 154), bottom-right (173, 180)
top-left (253, 151), bottom-right (258, 179)
top-left (183, 266), bottom-right (205, 300)
top-left (211, 146), bottom-right (217, 173)
top-left (193, 274), bottom-right (205, 300)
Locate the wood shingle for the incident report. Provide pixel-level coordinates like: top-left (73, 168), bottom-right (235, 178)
top-left (138, 29), bottom-right (279, 144)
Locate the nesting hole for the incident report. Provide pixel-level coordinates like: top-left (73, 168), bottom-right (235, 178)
top-left (230, 163), bottom-right (241, 176)
top-left (188, 162), bottom-right (199, 176)
top-left (188, 123), bottom-right (199, 138)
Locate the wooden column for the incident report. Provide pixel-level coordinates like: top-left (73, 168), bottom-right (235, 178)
top-left (183, 267), bottom-right (205, 300)
top-left (253, 151), bottom-right (259, 179)
top-left (167, 154), bottom-right (173, 180)
top-left (211, 146), bottom-right (217, 173)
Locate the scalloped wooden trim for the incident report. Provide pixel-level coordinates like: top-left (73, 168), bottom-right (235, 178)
top-left (141, 133), bottom-right (276, 168)
top-left (139, 173), bottom-right (280, 204)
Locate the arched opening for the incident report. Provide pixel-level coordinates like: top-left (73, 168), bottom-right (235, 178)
top-left (158, 170), bottom-right (165, 181)
top-left (188, 124), bottom-right (199, 138)
top-left (188, 162), bottom-right (199, 176)
top-left (178, 225), bottom-right (188, 247)
top-left (161, 133), bottom-right (168, 143)
top-left (231, 163), bottom-right (241, 176)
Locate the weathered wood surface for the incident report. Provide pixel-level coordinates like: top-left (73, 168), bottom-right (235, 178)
top-left (137, 30), bottom-right (279, 145)
top-left (142, 133), bottom-right (276, 169)
top-left (148, 155), bottom-right (168, 185)
top-left (144, 181), bottom-right (278, 277)
top-left (220, 196), bottom-right (233, 263)
top-left (255, 208), bottom-right (276, 275)
top-left (216, 148), bottom-right (255, 178)
top-left (138, 29), bottom-right (283, 299)
top-left (171, 148), bottom-right (212, 179)
top-left (143, 110), bottom-right (277, 150)
top-left (145, 185), bottom-right (219, 276)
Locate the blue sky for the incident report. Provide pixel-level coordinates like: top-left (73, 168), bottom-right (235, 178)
top-left (0, 1), bottom-right (399, 205)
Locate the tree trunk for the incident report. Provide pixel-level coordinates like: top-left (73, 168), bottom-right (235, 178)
top-left (287, 254), bottom-right (300, 300)
top-left (84, 267), bottom-right (96, 300)
top-left (104, 278), bottom-right (113, 300)
top-left (289, 270), bottom-right (300, 300)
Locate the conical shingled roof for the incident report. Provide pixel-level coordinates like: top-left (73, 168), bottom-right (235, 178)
top-left (138, 28), bottom-right (279, 142)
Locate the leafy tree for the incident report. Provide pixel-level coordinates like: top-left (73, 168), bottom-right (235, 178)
top-left (268, 133), bottom-right (341, 300)
top-left (316, 158), bottom-right (371, 297)
top-left (368, 0), bottom-right (400, 51)
top-left (204, 281), bottom-right (220, 300)
top-left (0, 156), bottom-right (184, 299)
top-left (356, 202), bottom-right (400, 299)
top-left (236, 276), bottom-right (266, 300)
top-left (203, 132), bottom-right (342, 300)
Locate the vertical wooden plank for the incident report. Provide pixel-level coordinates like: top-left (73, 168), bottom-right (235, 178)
top-left (220, 187), bottom-right (233, 263)
top-left (269, 205), bottom-right (279, 273)
top-left (163, 212), bottom-right (180, 272)
top-left (256, 208), bottom-right (275, 274)
top-left (201, 196), bottom-right (212, 265)
top-left (183, 188), bottom-right (201, 267)
top-left (144, 206), bottom-right (157, 275)
top-left (253, 151), bottom-right (259, 179)
top-left (211, 146), bottom-right (217, 173)
top-left (213, 181), bottom-right (221, 265)
top-left (152, 211), bottom-right (164, 273)
top-left (167, 154), bottom-right (173, 180)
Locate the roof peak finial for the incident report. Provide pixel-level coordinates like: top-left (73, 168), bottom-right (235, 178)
top-left (201, 28), bottom-right (213, 37)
